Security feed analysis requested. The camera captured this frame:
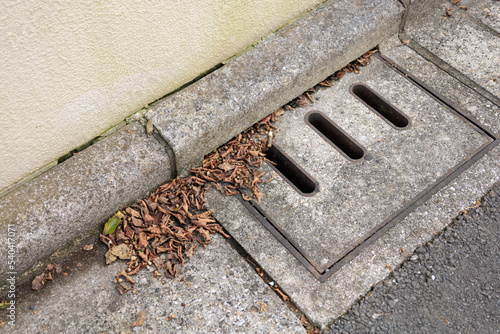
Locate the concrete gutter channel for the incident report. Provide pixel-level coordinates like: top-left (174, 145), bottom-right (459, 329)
top-left (1, 0), bottom-right (499, 332)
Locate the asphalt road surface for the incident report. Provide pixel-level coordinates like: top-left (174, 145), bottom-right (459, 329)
top-left (326, 182), bottom-right (500, 334)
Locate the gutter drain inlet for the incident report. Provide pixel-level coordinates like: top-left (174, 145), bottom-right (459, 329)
top-left (350, 83), bottom-right (410, 129)
top-left (305, 110), bottom-right (366, 162)
top-left (265, 144), bottom-right (318, 196)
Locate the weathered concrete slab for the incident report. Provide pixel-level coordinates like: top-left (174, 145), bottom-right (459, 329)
top-left (148, 0), bottom-right (403, 176)
top-left (0, 122), bottom-right (174, 294)
top-left (251, 57), bottom-right (488, 271)
top-left (205, 40), bottom-right (500, 328)
top-left (404, 0), bottom-right (499, 99)
top-left (464, 0), bottom-right (500, 31)
top-left (8, 235), bottom-right (305, 334)
top-left (381, 34), bottom-right (499, 131)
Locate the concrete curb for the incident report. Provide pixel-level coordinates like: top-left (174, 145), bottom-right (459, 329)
top-left (0, 122), bottom-right (174, 293)
top-left (148, 0), bottom-right (404, 176)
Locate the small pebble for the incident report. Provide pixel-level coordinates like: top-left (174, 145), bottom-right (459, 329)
top-left (415, 247), bottom-right (426, 254)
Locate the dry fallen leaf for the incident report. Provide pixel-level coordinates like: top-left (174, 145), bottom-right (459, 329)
top-left (274, 287), bottom-right (289, 301)
top-left (105, 251), bottom-right (117, 265)
top-left (131, 311), bottom-right (145, 327)
top-left (396, 39), bottom-right (410, 47)
top-left (32, 274), bottom-right (45, 290)
top-left (83, 244), bottom-right (94, 251)
top-left (110, 244), bottom-right (132, 260)
top-left (166, 314), bottom-right (176, 321)
top-left (218, 162), bottom-right (234, 172)
top-left (301, 314), bottom-right (309, 327)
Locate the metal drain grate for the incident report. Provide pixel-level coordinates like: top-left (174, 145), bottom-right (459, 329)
top-left (217, 53), bottom-right (499, 282)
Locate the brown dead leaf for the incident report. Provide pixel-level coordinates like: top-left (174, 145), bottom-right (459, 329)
top-left (137, 232), bottom-right (149, 250)
top-left (274, 287), bottom-right (289, 301)
top-left (110, 244), bottom-right (132, 260)
top-left (117, 269), bottom-right (135, 285)
top-left (317, 80), bottom-right (333, 87)
top-left (258, 301), bottom-right (267, 313)
top-left (105, 251), bottom-right (118, 265)
top-left (334, 70), bottom-right (346, 80)
top-left (218, 162), bottom-right (234, 172)
top-left (166, 314), bottom-right (176, 321)
top-left (131, 216), bottom-right (144, 227)
top-left (184, 243), bottom-right (197, 259)
top-left (125, 207), bottom-right (141, 218)
top-left (152, 256), bottom-right (163, 269)
top-left (117, 282), bottom-right (134, 294)
top-left (83, 244), bottom-right (94, 251)
top-left (32, 274), bottom-right (45, 290)
top-left (272, 108), bottom-right (285, 120)
top-left (294, 95), bottom-right (310, 107)
top-left (165, 261), bottom-right (180, 278)
top-left (131, 311), bottom-right (146, 327)
top-left (253, 189), bottom-right (264, 202)
top-left (396, 39), bottom-right (410, 47)
top-left (452, 0), bottom-right (460, 4)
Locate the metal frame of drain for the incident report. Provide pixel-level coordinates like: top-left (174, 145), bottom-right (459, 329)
top-left (236, 53), bottom-right (499, 283)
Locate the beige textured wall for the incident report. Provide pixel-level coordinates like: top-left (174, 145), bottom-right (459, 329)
top-left (0, 0), bottom-right (322, 195)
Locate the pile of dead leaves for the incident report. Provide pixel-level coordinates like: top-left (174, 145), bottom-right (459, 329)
top-left (292, 49), bottom-right (378, 107)
top-left (190, 114), bottom-right (279, 202)
top-left (100, 177), bottom-right (230, 294)
top-left (100, 109), bottom-right (282, 294)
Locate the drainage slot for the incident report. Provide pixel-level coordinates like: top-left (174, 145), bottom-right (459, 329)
top-left (350, 83), bottom-right (410, 129)
top-left (305, 111), bottom-right (366, 161)
top-left (265, 144), bottom-right (318, 196)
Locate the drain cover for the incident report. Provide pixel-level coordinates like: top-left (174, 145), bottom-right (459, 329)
top-left (211, 54), bottom-right (498, 282)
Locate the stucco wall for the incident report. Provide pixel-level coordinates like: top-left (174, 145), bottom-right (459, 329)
top-left (0, 0), bottom-right (322, 195)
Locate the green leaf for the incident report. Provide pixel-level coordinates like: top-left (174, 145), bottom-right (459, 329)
top-left (0, 302), bottom-right (7, 309)
top-left (103, 215), bottom-right (121, 235)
